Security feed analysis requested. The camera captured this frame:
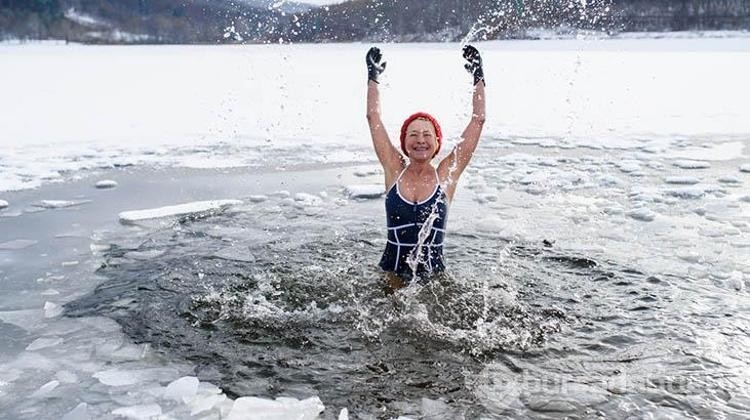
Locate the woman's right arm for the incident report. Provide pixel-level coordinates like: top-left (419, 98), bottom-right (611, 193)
top-left (366, 47), bottom-right (404, 187)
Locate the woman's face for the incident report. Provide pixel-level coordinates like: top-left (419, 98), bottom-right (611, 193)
top-left (404, 118), bottom-right (437, 161)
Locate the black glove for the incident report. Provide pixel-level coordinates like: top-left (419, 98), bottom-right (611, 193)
top-left (366, 46), bottom-right (386, 83)
top-left (462, 44), bottom-right (484, 86)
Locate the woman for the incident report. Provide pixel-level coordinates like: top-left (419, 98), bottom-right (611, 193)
top-left (366, 45), bottom-right (486, 286)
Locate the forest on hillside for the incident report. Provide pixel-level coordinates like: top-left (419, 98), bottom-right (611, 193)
top-left (2, 0), bottom-right (749, 43)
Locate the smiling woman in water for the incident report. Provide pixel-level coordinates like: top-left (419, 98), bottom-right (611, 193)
top-left (366, 44), bottom-right (486, 287)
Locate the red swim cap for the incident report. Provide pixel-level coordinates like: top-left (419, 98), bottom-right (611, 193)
top-left (399, 112), bottom-right (442, 158)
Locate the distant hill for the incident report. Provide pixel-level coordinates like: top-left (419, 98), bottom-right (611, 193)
top-left (2, 0), bottom-right (749, 44)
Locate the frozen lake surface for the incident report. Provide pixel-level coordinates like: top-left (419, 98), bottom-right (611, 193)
top-left (1, 37), bottom-right (749, 418)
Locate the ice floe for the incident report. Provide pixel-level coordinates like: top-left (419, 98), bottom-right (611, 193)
top-left (718, 175), bottom-right (741, 184)
top-left (111, 403), bottom-right (162, 419)
top-left (95, 179), bottom-right (118, 189)
top-left (29, 380), bottom-right (59, 398)
top-left (247, 195), bottom-right (269, 203)
top-left (118, 199), bottom-right (243, 224)
top-left (227, 396), bottom-right (325, 420)
top-left (61, 403), bottom-right (91, 420)
top-left (26, 337), bottom-right (64, 351)
top-left (740, 164), bottom-right (750, 173)
top-left (0, 239), bottom-right (37, 250)
top-left (43, 301), bottom-right (63, 318)
top-left (34, 199), bottom-right (91, 209)
top-left (664, 176), bottom-right (700, 185)
top-left (672, 160), bottom-right (711, 169)
top-left (345, 184), bottom-right (384, 199)
top-left (626, 208), bottom-right (656, 222)
top-left (294, 192), bottom-right (324, 206)
top-left (163, 376), bottom-right (199, 401)
top-left (0, 199), bottom-right (8, 209)
top-left (664, 186), bottom-right (709, 199)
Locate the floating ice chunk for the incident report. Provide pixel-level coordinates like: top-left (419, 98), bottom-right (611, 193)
top-left (338, 408), bottom-right (349, 420)
top-left (665, 186), bottom-right (707, 199)
top-left (30, 380), bottom-right (59, 398)
top-left (672, 160), bottom-right (710, 169)
top-left (740, 164), bottom-right (750, 173)
top-left (227, 396), bottom-right (324, 420)
top-left (95, 179), bottom-right (118, 189)
top-left (124, 250), bottom-right (164, 260)
top-left (187, 393), bottom-right (227, 415)
top-left (26, 336), bottom-right (64, 351)
top-left (353, 166), bottom-right (381, 177)
top-left (422, 398), bottom-right (454, 418)
top-left (56, 370), bottom-right (79, 384)
top-left (163, 376), bottom-right (199, 401)
top-left (213, 246), bottom-right (256, 263)
top-left (34, 199), bottom-right (91, 209)
top-left (294, 192), bottom-right (323, 206)
top-left (597, 175), bottom-right (624, 187)
top-left (61, 260), bottom-right (79, 267)
top-left (664, 176), bottom-right (700, 185)
top-left (345, 184), bottom-right (384, 199)
top-left (111, 404), bottom-right (162, 419)
top-left (730, 272), bottom-right (745, 292)
top-left (617, 162), bottom-right (641, 173)
top-left (41, 289), bottom-right (60, 296)
top-left (118, 199), bottom-right (242, 224)
top-left (198, 382), bottom-right (222, 395)
top-left (93, 369), bottom-right (143, 386)
top-left (0, 199), bottom-right (8, 209)
top-left (247, 195), bottom-right (268, 203)
top-left (626, 208), bottom-right (656, 222)
top-left (270, 190), bottom-right (291, 198)
top-left (718, 175), bottom-right (741, 184)
top-left (61, 402), bottom-right (91, 420)
top-left (0, 239), bottom-right (37, 250)
top-left (44, 301), bottom-right (63, 318)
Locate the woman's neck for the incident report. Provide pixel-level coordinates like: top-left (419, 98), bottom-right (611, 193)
top-left (407, 160), bottom-right (434, 176)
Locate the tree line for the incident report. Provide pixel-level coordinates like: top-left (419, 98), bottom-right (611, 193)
top-left (2, 0), bottom-right (749, 43)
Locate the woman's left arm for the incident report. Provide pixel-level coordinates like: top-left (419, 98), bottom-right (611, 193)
top-left (439, 45), bottom-right (486, 199)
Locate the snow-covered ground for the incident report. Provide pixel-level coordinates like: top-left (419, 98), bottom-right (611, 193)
top-left (0, 36), bottom-right (749, 419)
top-left (1, 36), bottom-right (748, 192)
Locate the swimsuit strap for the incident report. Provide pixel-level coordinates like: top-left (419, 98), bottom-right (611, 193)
top-left (388, 167), bottom-right (409, 192)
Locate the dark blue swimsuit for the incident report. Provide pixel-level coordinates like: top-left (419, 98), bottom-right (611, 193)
top-left (379, 169), bottom-right (448, 279)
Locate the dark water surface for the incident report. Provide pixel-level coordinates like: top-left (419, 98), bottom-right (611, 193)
top-left (61, 184), bottom-right (748, 419)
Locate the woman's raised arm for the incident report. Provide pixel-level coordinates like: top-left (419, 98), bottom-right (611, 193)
top-left (365, 47), bottom-right (405, 187)
top-left (439, 45), bottom-right (486, 200)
